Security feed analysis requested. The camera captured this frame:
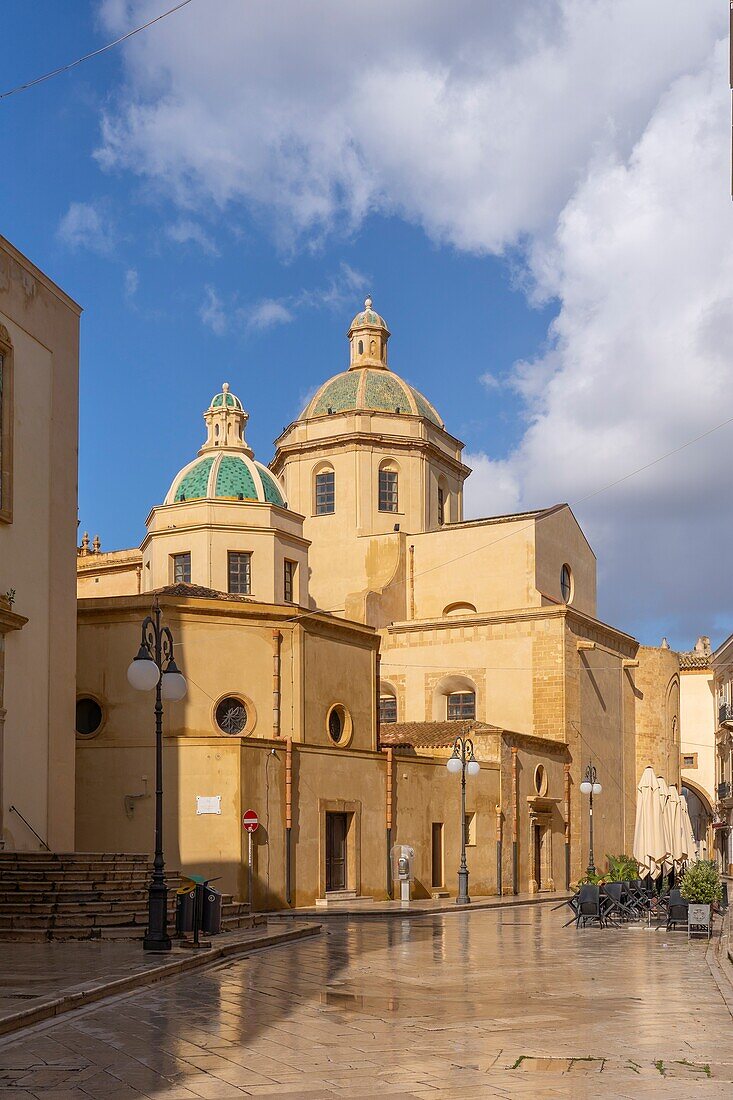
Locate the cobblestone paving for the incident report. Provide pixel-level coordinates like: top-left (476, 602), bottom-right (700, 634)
top-left (0, 906), bottom-right (731, 1097)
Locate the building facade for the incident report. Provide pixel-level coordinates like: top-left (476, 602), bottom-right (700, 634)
top-left (76, 300), bottom-right (682, 903)
top-left (711, 634), bottom-right (733, 874)
top-left (0, 236), bottom-right (80, 852)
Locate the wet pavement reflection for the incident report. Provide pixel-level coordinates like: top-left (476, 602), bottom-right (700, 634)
top-left (0, 905), bottom-right (731, 1096)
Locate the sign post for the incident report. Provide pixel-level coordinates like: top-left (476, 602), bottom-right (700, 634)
top-left (242, 809), bottom-right (259, 910)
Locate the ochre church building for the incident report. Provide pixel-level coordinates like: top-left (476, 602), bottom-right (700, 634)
top-left (75, 300), bottom-right (681, 906)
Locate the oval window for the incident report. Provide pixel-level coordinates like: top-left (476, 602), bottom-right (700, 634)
top-left (560, 564), bottom-right (573, 603)
top-left (534, 764), bottom-right (548, 797)
top-left (326, 703), bottom-right (352, 746)
top-left (215, 696), bottom-right (248, 735)
top-left (76, 697), bottom-right (103, 737)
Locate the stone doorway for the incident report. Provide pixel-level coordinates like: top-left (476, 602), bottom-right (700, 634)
top-left (326, 811), bottom-right (348, 892)
top-left (527, 798), bottom-right (557, 893)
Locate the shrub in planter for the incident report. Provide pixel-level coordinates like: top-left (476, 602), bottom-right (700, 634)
top-left (680, 860), bottom-right (722, 905)
top-left (605, 854), bottom-right (640, 883)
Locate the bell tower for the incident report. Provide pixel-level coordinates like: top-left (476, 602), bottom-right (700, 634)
top-left (348, 297), bottom-right (390, 369)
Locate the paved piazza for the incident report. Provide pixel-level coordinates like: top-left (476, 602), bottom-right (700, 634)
top-left (1, 906), bottom-right (732, 1098)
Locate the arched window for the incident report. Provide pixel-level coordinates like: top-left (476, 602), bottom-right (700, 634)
top-left (358, 339), bottom-right (364, 355)
top-left (437, 476), bottom-right (448, 526)
top-left (447, 691), bottom-right (476, 721)
top-left (379, 684), bottom-right (397, 724)
top-left (378, 460), bottom-right (399, 513)
top-left (314, 466), bottom-right (335, 515)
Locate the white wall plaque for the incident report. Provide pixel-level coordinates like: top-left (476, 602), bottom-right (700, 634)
top-left (196, 795), bottom-right (222, 815)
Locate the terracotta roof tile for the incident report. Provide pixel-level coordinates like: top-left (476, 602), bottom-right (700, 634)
top-left (380, 720), bottom-right (500, 750)
top-left (156, 583), bottom-right (254, 603)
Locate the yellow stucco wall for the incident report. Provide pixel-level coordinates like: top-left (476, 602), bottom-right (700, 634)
top-left (680, 668), bottom-right (715, 809)
top-left (0, 237), bottom-right (80, 851)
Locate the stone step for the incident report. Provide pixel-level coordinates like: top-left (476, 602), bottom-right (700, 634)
top-left (0, 852), bottom-right (151, 862)
top-left (0, 898), bottom-right (244, 918)
top-left (0, 869), bottom-right (157, 881)
top-left (0, 912), bottom-right (264, 942)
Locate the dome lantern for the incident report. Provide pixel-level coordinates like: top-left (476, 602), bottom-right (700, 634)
top-left (201, 382), bottom-right (252, 456)
top-left (348, 296), bottom-right (390, 370)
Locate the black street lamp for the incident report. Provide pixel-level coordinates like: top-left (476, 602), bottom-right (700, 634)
top-left (446, 737), bottom-right (480, 904)
top-left (579, 761), bottom-right (602, 877)
top-left (127, 596), bottom-right (187, 952)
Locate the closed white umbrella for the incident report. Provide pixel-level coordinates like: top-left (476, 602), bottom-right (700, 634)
top-left (666, 785), bottom-right (685, 869)
top-left (680, 797), bottom-right (697, 865)
top-left (634, 767), bottom-right (664, 879)
top-left (656, 776), bottom-right (674, 875)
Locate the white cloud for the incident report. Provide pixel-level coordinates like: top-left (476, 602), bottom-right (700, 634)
top-left (97, 1), bottom-right (720, 251)
top-left (479, 372), bottom-right (502, 391)
top-left (199, 285), bottom-right (227, 335)
top-left (124, 267), bottom-right (138, 298)
top-left (96, 1), bottom-right (729, 643)
top-left (246, 299), bottom-right (294, 331)
top-left (165, 219), bottom-right (219, 255)
top-left (57, 201), bottom-right (115, 254)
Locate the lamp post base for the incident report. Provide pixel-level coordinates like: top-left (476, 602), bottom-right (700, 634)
top-left (456, 869), bottom-right (471, 905)
top-left (143, 882), bottom-right (171, 953)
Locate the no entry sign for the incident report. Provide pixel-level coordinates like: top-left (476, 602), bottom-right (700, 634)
top-left (242, 809), bottom-right (259, 833)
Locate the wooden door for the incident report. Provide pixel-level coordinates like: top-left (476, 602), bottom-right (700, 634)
top-left (431, 822), bottom-right (444, 888)
top-left (326, 812), bottom-right (348, 891)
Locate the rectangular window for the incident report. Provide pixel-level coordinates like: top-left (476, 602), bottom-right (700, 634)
top-left (447, 691), bottom-right (476, 721)
top-left (283, 559), bottom-right (296, 603)
top-left (431, 823), bottom-right (444, 889)
top-left (379, 695), bottom-right (397, 724)
top-left (681, 753), bottom-right (697, 769)
top-left (437, 486), bottom-right (445, 526)
top-left (172, 552), bottom-right (191, 584)
top-left (464, 811), bottom-right (477, 847)
top-left (379, 469), bottom-right (398, 512)
top-left (315, 470), bottom-right (335, 515)
top-left (228, 551), bottom-right (252, 595)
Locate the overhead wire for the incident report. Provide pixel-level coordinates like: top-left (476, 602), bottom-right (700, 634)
top-left (0, 0), bottom-right (195, 101)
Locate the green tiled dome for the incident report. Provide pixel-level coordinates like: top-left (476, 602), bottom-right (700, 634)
top-left (166, 453), bottom-right (285, 507)
top-left (299, 368), bottom-right (443, 427)
top-left (210, 389), bottom-right (242, 410)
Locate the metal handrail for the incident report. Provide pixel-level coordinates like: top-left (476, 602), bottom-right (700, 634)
top-left (8, 805), bottom-right (50, 850)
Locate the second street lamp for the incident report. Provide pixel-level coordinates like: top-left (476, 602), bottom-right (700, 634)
top-left (446, 737), bottom-right (480, 904)
top-left (579, 761), bottom-right (602, 877)
top-left (127, 595), bottom-right (187, 952)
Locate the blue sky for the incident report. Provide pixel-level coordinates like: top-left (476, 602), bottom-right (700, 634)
top-left (2, 1), bottom-right (731, 648)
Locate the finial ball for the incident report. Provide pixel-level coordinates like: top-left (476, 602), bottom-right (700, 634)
top-left (222, 382), bottom-right (230, 393)
top-left (364, 297), bottom-right (372, 310)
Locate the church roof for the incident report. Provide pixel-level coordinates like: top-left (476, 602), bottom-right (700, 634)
top-left (165, 452), bottom-right (285, 507)
top-left (299, 368), bottom-right (444, 426)
top-left (380, 720), bottom-right (500, 751)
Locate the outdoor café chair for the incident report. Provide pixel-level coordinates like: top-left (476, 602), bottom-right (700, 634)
top-left (601, 882), bottom-right (636, 924)
top-left (575, 884), bottom-right (605, 929)
top-left (666, 892), bottom-right (689, 932)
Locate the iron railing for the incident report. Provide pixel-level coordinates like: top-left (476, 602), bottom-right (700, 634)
top-left (719, 702), bottom-right (733, 727)
top-left (8, 805), bottom-right (50, 850)
top-left (717, 782), bottom-right (732, 801)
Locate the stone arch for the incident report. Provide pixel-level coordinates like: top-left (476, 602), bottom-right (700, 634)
top-left (432, 673), bottom-right (477, 721)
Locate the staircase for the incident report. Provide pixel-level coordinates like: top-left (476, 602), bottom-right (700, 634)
top-left (0, 852), bottom-right (263, 942)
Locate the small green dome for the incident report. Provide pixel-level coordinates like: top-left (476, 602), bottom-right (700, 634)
top-left (349, 296), bottom-right (388, 332)
top-left (166, 452), bottom-right (285, 507)
top-left (209, 382), bottom-right (242, 410)
top-left (299, 368), bottom-right (443, 427)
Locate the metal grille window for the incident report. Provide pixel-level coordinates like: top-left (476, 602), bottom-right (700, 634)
top-left (284, 559), bottom-right (296, 603)
top-left (560, 564), bottom-right (572, 603)
top-left (447, 691), bottom-right (476, 721)
top-left (215, 696), bottom-right (248, 735)
top-left (379, 468), bottom-right (398, 512)
top-left (315, 470), bottom-right (335, 514)
top-left (379, 695), bottom-right (397, 724)
top-left (228, 551), bottom-right (252, 595)
top-left (172, 552), bottom-right (191, 584)
top-left (437, 486), bottom-right (445, 526)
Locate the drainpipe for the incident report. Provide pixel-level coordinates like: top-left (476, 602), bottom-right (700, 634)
top-left (512, 746), bottom-right (519, 894)
top-left (376, 652), bottom-right (381, 751)
top-left (564, 762), bottom-right (571, 890)
top-left (409, 544), bottom-right (415, 620)
top-left (285, 737), bottom-right (293, 906)
top-left (495, 804), bottom-right (503, 896)
top-left (385, 747), bottom-right (393, 898)
top-left (272, 630), bottom-right (282, 739)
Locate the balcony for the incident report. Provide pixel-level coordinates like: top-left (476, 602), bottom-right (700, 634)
top-left (718, 781), bottom-right (732, 801)
top-left (718, 703), bottom-right (733, 728)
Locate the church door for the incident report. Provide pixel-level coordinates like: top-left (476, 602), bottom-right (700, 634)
top-left (326, 812), bottom-right (348, 891)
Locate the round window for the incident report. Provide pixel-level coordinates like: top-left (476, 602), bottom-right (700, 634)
top-left (534, 764), bottom-right (548, 797)
top-left (326, 703), bottom-right (352, 746)
top-left (215, 697), bottom-right (248, 735)
top-left (560, 564), bottom-right (573, 603)
top-left (76, 697), bottom-right (103, 737)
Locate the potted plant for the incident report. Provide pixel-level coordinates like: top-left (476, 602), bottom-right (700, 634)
top-left (680, 860), bottom-right (722, 936)
top-left (605, 854), bottom-right (640, 883)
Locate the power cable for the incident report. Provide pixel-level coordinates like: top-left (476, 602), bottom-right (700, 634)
top-left (0, 0), bottom-right (195, 101)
